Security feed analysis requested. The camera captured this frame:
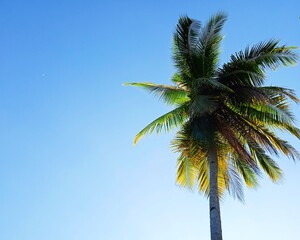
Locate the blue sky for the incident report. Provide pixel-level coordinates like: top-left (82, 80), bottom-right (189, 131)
top-left (0, 0), bottom-right (300, 239)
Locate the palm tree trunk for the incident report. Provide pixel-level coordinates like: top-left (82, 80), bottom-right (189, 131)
top-left (209, 145), bottom-right (223, 240)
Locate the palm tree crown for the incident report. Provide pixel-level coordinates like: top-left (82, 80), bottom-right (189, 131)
top-left (125, 12), bottom-right (299, 240)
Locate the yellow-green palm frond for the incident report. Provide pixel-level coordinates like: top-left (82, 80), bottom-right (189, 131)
top-left (176, 154), bottom-right (200, 189)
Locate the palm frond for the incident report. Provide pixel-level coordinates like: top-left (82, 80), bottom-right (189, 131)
top-left (124, 82), bottom-right (189, 105)
top-left (260, 86), bottom-right (300, 103)
top-left (193, 13), bottom-right (227, 79)
top-left (217, 150), bottom-right (231, 199)
top-left (173, 16), bottom-right (201, 82)
top-left (190, 77), bottom-right (234, 93)
top-left (254, 102), bottom-right (295, 124)
top-left (232, 154), bottom-right (260, 188)
top-left (227, 102), bottom-right (300, 139)
top-left (231, 40), bottom-right (298, 70)
top-left (189, 95), bottom-right (218, 117)
top-left (250, 123), bottom-right (300, 160)
top-left (197, 155), bottom-right (210, 196)
top-left (174, 16), bottom-right (201, 54)
top-left (206, 78), bottom-right (234, 92)
top-left (218, 65), bottom-right (265, 88)
top-left (227, 163), bottom-right (245, 201)
top-left (227, 101), bottom-right (300, 160)
top-left (218, 106), bottom-right (280, 157)
top-left (217, 120), bottom-right (259, 173)
top-left (134, 105), bottom-right (188, 145)
top-left (249, 143), bottom-right (283, 182)
top-left (176, 154), bottom-right (199, 189)
top-left (218, 40), bottom-right (298, 88)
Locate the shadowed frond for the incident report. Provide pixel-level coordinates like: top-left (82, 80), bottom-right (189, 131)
top-left (260, 86), bottom-right (300, 103)
top-left (225, 100), bottom-right (300, 140)
top-left (231, 40), bottom-right (298, 70)
top-left (217, 120), bottom-right (259, 173)
top-left (173, 16), bottom-right (201, 81)
top-left (243, 119), bottom-right (300, 160)
top-left (174, 16), bottom-right (201, 54)
top-left (189, 95), bottom-right (218, 117)
top-left (192, 13), bottom-right (227, 82)
top-left (227, 164), bottom-right (245, 202)
top-left (218, 40), bottom-right (297, 88)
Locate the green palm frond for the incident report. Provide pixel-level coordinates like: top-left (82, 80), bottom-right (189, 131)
top-left (227, 87), bottom-right (268, 105)
top-left (227, 102), bottom-right (289, 124)
top-left (171, 73), bottom-right (184, 85)
top-left (220, 104), bottom-right (300, 160)
top-left (228, 100), bottom-right (300, 160)
top-left (260, 86), bottom-right (300, 103)
top-left (218, 40), bottom-right (297, 88)
top-left (206, 78), bottom-right (234, 92)
top-left (193, 13), bottom-right (227, 80)
top-left (231, 40), bottom-right (298, 70)
top-left (134, 104), bottom-right (188, 145)
top-left (124, 82), bottom-right (189, 105)
top-left (227, 102), bottom-right (300, 139)
top-left (249, 143), bottom-right (282, 182)
top-left (251, 123), bottom-right (300, 160)
top-left (196, 12), bottom-right (227, 57)
top-left (232, 154), bottom-right (260, 188)
top-left (218, 66), bottom-right (266, 88)
top-left (173, 16), bottom-right (200, 81)
top-left (189, 77), bottom-right (235, 93)
top-left (174, 16), bottom-right (201, 54)
top-left (254, 102), bottom-right (295, 123)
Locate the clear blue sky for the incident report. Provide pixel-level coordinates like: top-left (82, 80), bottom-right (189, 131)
top-left (0, 0), bottom-right (300, 239)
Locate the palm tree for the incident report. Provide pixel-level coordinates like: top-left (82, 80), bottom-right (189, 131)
top-left (125, 13), bottom-right (300, 240)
